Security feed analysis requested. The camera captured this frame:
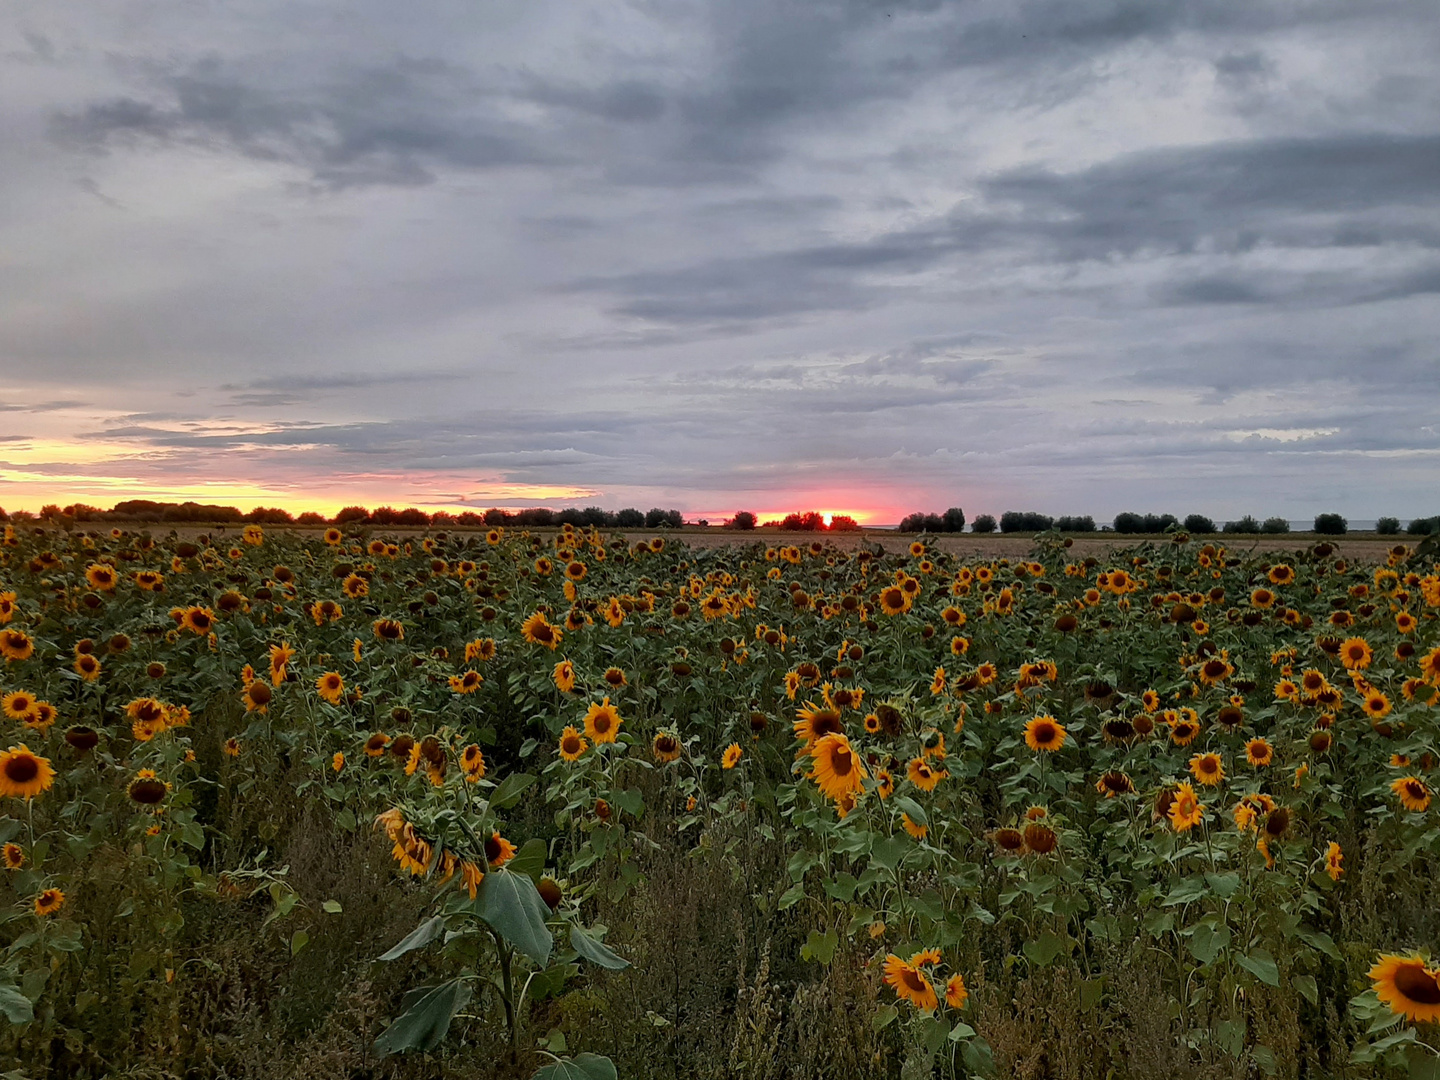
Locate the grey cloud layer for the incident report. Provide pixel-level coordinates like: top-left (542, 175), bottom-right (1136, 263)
top-left (1, 0), bottom-right (1437, 519)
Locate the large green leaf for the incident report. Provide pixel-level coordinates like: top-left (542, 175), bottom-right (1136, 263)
top-left (378, 915), bottom-right (447, 962)
top-left (1238, 948), bottom-right (1280, 987)
top-left (1022, 931), bottom-right (1073, 968)
top-left (373, 979), bottom-right (472, 1055)
top-left (533, 1053), bottom-right (618, 1080)
top-left (891, 796), bottom-right (927, 827)
top-left (490, 773), bottom-right (538, 809)
top-left (1187, 922), bottom-right (1230, 965)
top-left (478, 869), bottom-right (553, 965)
top-left (507, 838), bottom-right (549, 882)
top-left (0, 983), bottom-right (34, 1025)
top-left (570, 925), bottom-right (630, 970)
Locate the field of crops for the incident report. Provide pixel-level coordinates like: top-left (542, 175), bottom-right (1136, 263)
top-left (1, 520), bottom-right (1439, 1079)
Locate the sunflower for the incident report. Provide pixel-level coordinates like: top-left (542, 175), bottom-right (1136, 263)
top-left (907, 757), bottom-right (945, 792)
top-left (722, 743), bottom-right (743, 769)
top-left (1339, 637), bottom-right (1373, 670)
top-left (603, 667), bottom-right (627, 688)
top-left (809, 734), bottom-right (867, 803)
top-left (877, 586), bottom-right (910, 616)
top-left (1250, 588), bottom-right (1275, 609)
top-left (1325, 841), bottom-right (1344, 881)
top-left (583, 698), bottom-right (622, 744)
top-left (449, 669), bottom-right (483, 695)
top-left (558, 726), bottom-right (588, 761)
top-left (1189, 752), bottom-right (1224, 786)
top-left (793, 702), bottom-right (845, 747)
top-left (1169, 718), bottom-right (1201, 746)
top-left (1095, 771), bottom-right (1134, 797)
top-left (930, 667), bottom-right (946, 696)
top-left (341, 573), bottom-right (369, 599)
top-left (372, 618), bottom-right (405, 642)
top-left (1140, 689), bottom-right (1160, 713)
top-left (1197, 656), bottom-right (1232, 686)
top-left (945, 973), bottom-right (969, 1009)
top-left (466, 638), bottom-right (498, 663)
top-left (1023, 716), bottom-right (1067, 752)
top-left (994, 827), bottom-right (1025, 854)
top-left (1267, 564), bottom-right (1295, 585)
top-left (1419, 647), bottom-right (1440, 684)
top-left (1245, 738), bottom-right (1273, 767)
top-left (0, 745), bottom-right (54, 800)
top-left (2, 690), bottom-right (36, 722)
top-left (552, 660), bottom-right (577, 693)
top-left (1370, 954), bottom-right (1440, 1024)
top-left (2, 843), bottom-right (22, 870)
top-left (224, 737), bottom-right (242, 757)
top-left (1362, 691), bottom-right (1392, 720)
top-left (181, 607), bottom-right (215, 635)
top-left (1168, 781), bottom-right (1205, 832)
top-left (651, 731), bottom-right (681, 764)
top-left (483, 832), bottom-right (516, 869)
top-left (1024, 823), bottom-right (1058, 854)
top-left (242, 680), bottom-right (272, 714)
top-left (85, 563), bottom-right (117, 591)
top-left (316, 671), bottom-right (345, 705)
top-left (1, 628), bottom-right (35, 661)
top-left (460, 744), bottom-right (486, 781)
top-left (33, 888), bottom-right (65, 917)
top-left (883, 954), bottom-right (938, 1012)
top-left (1392, 776), bottom-right (1432, 812)
top-left (521, 612), bottom-right (562, 650)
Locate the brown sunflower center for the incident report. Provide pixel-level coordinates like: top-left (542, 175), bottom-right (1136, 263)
top-left (5, 756), bottom-right (39, 783)
top-left (830, 747), bottom-right (853, 776)
top-left (562, 735), bottom-right (582, 754)
top-left (900, 969), bottom-right (927, 993)
top-left (1395, 965), bottom-right (1440, 1005)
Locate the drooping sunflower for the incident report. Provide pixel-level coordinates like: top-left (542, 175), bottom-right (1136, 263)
top-left (651, 731), bottom-right (681, 764)
top-left (372, 618), bottom-right (405, 642)
top-left (242, 679), bottom-right (272, 714)
top-left (1168, 781), bottom-right (1205, 832)
top-left (316, 671), bottom-right (345, 705)
top-left (1095, 771), bottom-right (1134, 797)
top-left (945, 974), bottom-right (969, 1009)
top-left (0, 745), bottom-right (55, 800)
top-left (722, 743), bottom-right (743, 769)
top-left (1, 628), bottom-right (36, 661)
top-left (558, 726), bottom-right (588, 762)
top-left (907, 757), bottom-right (945, 792)
top-left (583, 698), bottom-right (622, 744)
top-left (1024, 822), bottom-right (1059, 854)
top-left (449, 669), bottom-right (483, 695)
top-left (552, 660), bottom-right (577, 693)
top-left (127, 770), bottom-right (168, 806)
top-left (808, 733), bottom-right (867, 803)
top-left (1189, 752), bottom-right (1225, 787)
top-left (1392, 776), bottom-right (1433, 812)
top-left (1169, 718), bottom-right (1201, 746)
top-left (883, 954), bottom-right (938, 1012)
top-left (1325, 841), bottom-right (1344, 881)
top-left (1023, 716), bottom-right (1067, 753)
top-left (2, 842), bottom-right (22, 870)
top-left (521, 612), bottom-right (562, 650)
top-left (1370, 954), bottom-right (1440, 1023)
top-left (484, 832), bottom-right (516, 869)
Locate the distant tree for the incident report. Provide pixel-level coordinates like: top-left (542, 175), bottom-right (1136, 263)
top-left (516, 508), bottom-right (556, 527)
top-left (334, 506), bottom-right (370, 525)
top-left (971, 514), bottom-right (996, 533)
top-left (1183, 514), bottom-right (1217, 534)
top-left (110, 500), bottom-right (166, 520)
top-left (484, 508), bottom-right (512, 526)
top-left (0, 507), bottom-right (7, 521)
top-left (942, 507), bottom-right (966, 532)
top-left (1375, 517), bottom-right (1400, 535)
top-left (1224, 515), bottom-right (1261, 534)
top-left (296, 512), bottom-right (327, 525)
top-left (645, 508), bottom-right (669, 529)
top-left (455, 511), bottom-right (484, 526)
top-left (556, 508), bottom-right (587, 527)
top-left (780, 511), bottom-right (826, 531)
top-left (613, 508), bottom-right (644, 527)
top-left (1313, 513), bottom-right (1347, 535)
top-left (898, 512), bottom-right (943, 532)
top-left (730, 511), bottom-right (757, 530)
top-left (829, 515), bottom-right (861, 531)
top-left (581, 507), bottom-right (612, 527)
top-left (1055, 515), bottom-right (1096, 532)
top-left (9, 510), bottom-right (33, 522)
top-left (1407, 516), bottom-right (1438, 536)
top-left (1261, 517), bottom-right (1291, 534)
top-left (39, 504), bottom-right (63, 520)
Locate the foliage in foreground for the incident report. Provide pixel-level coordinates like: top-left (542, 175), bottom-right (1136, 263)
top-left (0, 520), bottom-right (1439, 1077)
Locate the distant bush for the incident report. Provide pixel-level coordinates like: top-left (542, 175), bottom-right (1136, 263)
top-left (1054, 515), bottom-right (1095, 532)
top-left (1183, 514), bottom-right (1217, 534)
top-left (1375, 517), bottom-right (1400, 535)
top-left (1113, 512), bottom-right (1179, 534)
top-left (1261, 517), bottom-right (1291, 534)
top-left (1224, 516), bottom-right (1261, 534)
top-left (971, 514), bottom-right (997, 534)
top-left (245, 507), bottom-right (295, 524)
top-left (1313, 513), bottom-right (1348, 535)
top-left (646, 508), bottom-right (684, 529)
top-left (829, 515), bottom-right (862, 531)
top-left (1406, 517), bottom-right (1438, 536)
top-left (615, 508), bottom-right (646, 527)
top-left (334, 506), bottom-right (370, 525)
top-left (1000, 511), bottom-right (1054, 533)
top-left (897, 508), bottom-right (965, 533)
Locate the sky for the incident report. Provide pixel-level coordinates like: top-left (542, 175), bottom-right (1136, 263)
top-left (1, 0), bottom-right (1438, 527)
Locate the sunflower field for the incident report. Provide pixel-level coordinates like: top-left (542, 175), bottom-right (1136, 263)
top-left (2, 520), bottom-right (1440, 1079)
